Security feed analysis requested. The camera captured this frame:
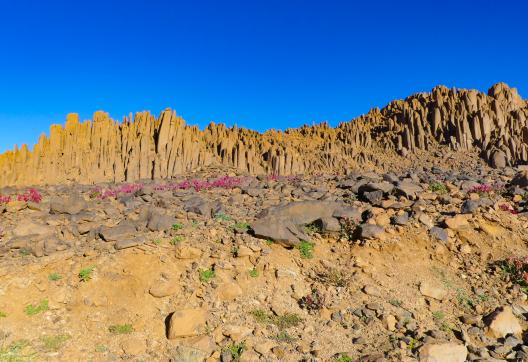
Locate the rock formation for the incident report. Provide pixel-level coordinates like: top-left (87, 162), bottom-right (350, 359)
top-left (0, 82), bottom-right (526, 186)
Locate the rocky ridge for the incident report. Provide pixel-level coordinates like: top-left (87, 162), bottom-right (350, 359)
top-left (1, 83), bottom-right (527, 186)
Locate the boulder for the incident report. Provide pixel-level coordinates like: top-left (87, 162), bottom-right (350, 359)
top-left (511, 170), bottom-right (528, 187)
top-left (251, 201), bottom-right (360, 246)
top-left (485, 306), bottom-right (523, 339)
top-left (50, 195), bottom-right (87, 215)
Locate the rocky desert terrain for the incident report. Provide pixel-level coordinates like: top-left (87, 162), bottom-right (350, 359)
top-left (1, 84), bottom-right (528, 362)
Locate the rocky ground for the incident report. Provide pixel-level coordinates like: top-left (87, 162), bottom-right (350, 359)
top-left (2, 164), bottom-right (528, 361)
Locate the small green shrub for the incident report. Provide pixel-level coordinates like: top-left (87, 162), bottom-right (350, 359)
top-left (233, 222), bottom-right (250, 232)
top-left (24, 299), bottom-right (49, 316)
top-left (199, 268), bottom-right (215, 283)
top-left (19, 248), bottom-right (31, 256)
top-left (249, 268), bottom-right (259, 278)
top-left (215, 212), bottom-right (232, 221)
top-left (250, 309), bottom-right (302, 330)
top-left (432, 311), bottom-right (445, 320)
top-left (223, 342), bottom-right (245, 361)
top-left (0, 311), bottom-right (6, 318)
top-left (108, 324), bottom-right (133, 335)
top-left (41, 334), bottom-right (70, 351)
top-left (298, 240), bottom-right (314, 259)
top-left (0, 340), bottom-right (34, 361)
top-left (340, 218), bottom-right (356, 241)
top-left (430, 182), bottom-right (448, 194)
top-left (172, 223), bottom-right (184, 231)
top-left (275, 331), bottom-right (295, 343)
top-left (170, 236), bottom-right (184, 245)
top-left (79, 266), bottom-right (95, 282)
top-left (95, 345), bottom-right (108, 353)
top-left (48, 273), bottom-right (62, 281)
top-left (152, 238), bottom-right (162, 245)
top-left (335, 355), bottom-right (353, 362)
top-left (389, 299), bottom-right (403, 307)
top-left (303, 222), bottom-right (322, 236)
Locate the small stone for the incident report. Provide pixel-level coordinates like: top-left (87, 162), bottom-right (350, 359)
top-left (167, 309), bottom-right (208, 339)
top-left (419, 281), bottom-right (447, 300)
top-left (430, 226), bottom-right (448, 241)
top-left (444, 214), bottom-right (470, 231)
top-left (419, 342), bottom-right (467, 362)
top-left (382, 314), bottom-right (397, 331)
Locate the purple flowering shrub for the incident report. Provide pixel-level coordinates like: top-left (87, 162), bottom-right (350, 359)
top-left (468, 183), bottom-right (504, 196)
top-left (90, 183), bottom-right (144, 199)
top-left (0, 188), bottom-right (42, 204)
top-left (499, 203), bottom-right (518, 215)
top-left (154, 176), bottom-right (246, 192)
top-left (501, 256), bottom-right (528, 291)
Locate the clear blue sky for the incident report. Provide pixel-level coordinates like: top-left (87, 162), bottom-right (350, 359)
top-left (1, 0), bottom-right (527, 153)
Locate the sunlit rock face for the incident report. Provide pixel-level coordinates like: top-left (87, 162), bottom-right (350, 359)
top-left (1, 83), bottom-right (527, 186)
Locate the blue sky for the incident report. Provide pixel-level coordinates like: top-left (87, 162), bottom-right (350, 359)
top-left (0, 0), bottom-right (527, 153)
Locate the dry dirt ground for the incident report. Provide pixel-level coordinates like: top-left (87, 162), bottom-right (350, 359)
top-left (1, 166), bottom-right (528, 361)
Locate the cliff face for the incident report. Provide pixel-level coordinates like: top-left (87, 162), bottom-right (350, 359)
top-left (0, 83), bottom-right (527, 186)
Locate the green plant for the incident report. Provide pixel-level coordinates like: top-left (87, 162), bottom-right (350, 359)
top-left (215, 212), bottom-right (232, 221)
top-left (456, 288), bottom-right (475, 309)
top-left (340, 218), bottom-right (356, 241)
top-left (430, 181), bottom-right (448, 194)
top-left (79, 266), bottom-right (95, 282)
top-left (48, 273), bottom-right (62, 281)
top-left (172, 223), bottom-right (184, 231)
top-left (170, 236), bottom-right (184, 245)
top-left (265, 239), bottom-right (273, 245)
top-left (335, 354), bottom-right (353, 362)
top-left (24, 299), bottom-right (49, 316)
top-left (199, 268), bottom-right (215, 283)
top-left (41, 334), bottom-right (70, 351)
top-left (408, 337), bottom-right (418, 350)
top-left (223, 342), bottom-right (245, 361)
top-left (250, 309), bottom-right (302, 330)
top-left (440, 321), bottom-right (452, 333)
top-left (231, 246), bottom-right (239, 257)
top-left (19, 248), bottom-right (31, 256)
top-left (299, 289), bottom-right (325, 312)
top-left (95, 345), bottom-right (108, 353)
top-left (0, 311), bottom-right (6, 318)
top-left (249, 267), bottom-right (259, 278)
top-left (501, 256), bottom-right (528, 291)
top-left (275, 331), bottom-right (295, 343)
top-left (297, 240), bottom-right (314, 259)
top-left (108, 324), bottom-right (133, 335)
top-left (233, 222), bottom-right (250, 232)
top-left (315, 268), bottom-right (350, 288)
top-left (432, 311), bottom-right (444, 320)
top-left (389, 299), bottom-right (402, 307)
top-left (0, 339), bottom-right (35, 361)
top-left (303, 222), bottom-right (322, 236)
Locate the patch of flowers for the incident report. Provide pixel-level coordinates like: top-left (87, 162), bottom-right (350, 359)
top-left (90, 183), bottom-right (143, 200)
top-left (0, 188), bottom-right (42, 204)
top-left (499, 204), bottom-right (518, 215)
top-left (501, 256), bottom-right (528, 291)
top-left (154, 176), bottom-right (247, 192)
top-left (468, 182), bottom-right (504, 196)
top-left (267, 173), bottom-right (302, 186)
